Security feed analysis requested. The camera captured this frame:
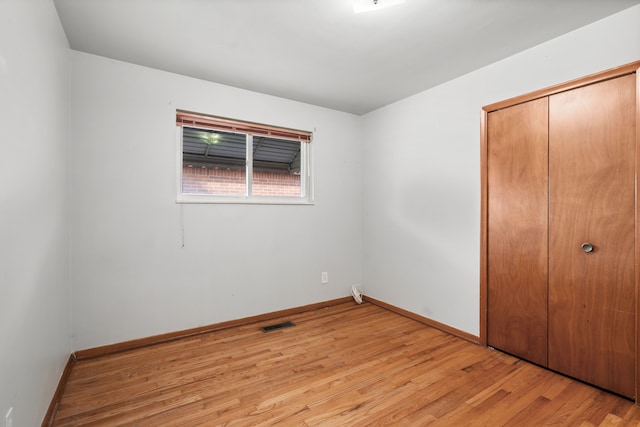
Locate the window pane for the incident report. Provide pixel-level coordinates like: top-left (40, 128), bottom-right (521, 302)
top-left (182, 127), bottom-right (246, 196)
top-left (252, 136), bottom-right (302, 197)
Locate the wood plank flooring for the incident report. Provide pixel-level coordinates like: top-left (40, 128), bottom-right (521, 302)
top-left (52, 302), bottom-right (640, 426)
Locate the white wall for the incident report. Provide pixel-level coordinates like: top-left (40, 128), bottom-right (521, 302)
top-left (362, 5), bottom-right (640, 337)
top-left (0, 0), bottom-right (71, 425)
top-left (69, 52), bottom-right (362, 350)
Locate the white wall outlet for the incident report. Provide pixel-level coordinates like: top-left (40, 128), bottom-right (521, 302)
top-left (5, 407), bottom-right (13, 427)
top-left (321, 272), bottom-right (328, 284)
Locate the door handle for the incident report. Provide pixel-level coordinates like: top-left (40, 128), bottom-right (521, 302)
top-left (581, 242), bottom-right (594, 253)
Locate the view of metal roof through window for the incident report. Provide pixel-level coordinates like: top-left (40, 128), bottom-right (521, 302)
top-left (182, 127), bottom-right (301, 174)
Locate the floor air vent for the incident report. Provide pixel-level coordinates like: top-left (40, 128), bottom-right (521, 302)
top-left (260, 321), bottom-right (296, 332)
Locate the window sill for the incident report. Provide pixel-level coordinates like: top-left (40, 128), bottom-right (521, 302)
top-left (176, 194), bottom-right (314, 205)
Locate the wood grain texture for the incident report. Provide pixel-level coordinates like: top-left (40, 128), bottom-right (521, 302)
top-left (480, 109), bottom-right (489, 347)
top-left (481, 62), bottom-right (640, 402)
top-left (635, 66), bottom-right (640, 403)
top-left (51, 302), bottom-right (640, 426)
top-left (74, 297), bottom-right (352, 361)
top-left (483, 61), bottom-right (640, 113)
top-left (487, 97), bottom-right (549, 367)
top-left (548, 74), bottom-right (636, 398)
top-left (365, 296), bottom-right (479, 344)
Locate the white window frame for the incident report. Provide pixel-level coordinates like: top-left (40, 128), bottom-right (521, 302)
top-left (176, 122), bottom-right (314, 205)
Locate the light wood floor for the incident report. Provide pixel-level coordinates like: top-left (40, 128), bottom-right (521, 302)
top-left (53, 302), bottom-right (640, 426)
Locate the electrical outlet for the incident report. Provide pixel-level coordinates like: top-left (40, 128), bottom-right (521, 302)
top-left (321, 272), bottom-right (328, 284)
top-left (5, 407), bottom-right (13, 427)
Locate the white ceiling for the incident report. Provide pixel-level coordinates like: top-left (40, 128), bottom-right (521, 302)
top-left (53, 0), bottom-right (640, 115)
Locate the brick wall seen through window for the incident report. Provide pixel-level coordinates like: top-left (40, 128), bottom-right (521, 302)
top-left (182, 167), bottom-right (301, 197)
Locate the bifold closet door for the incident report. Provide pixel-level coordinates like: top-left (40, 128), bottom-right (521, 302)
top-left (487, 97), bottom-right (549, 367)
top-left (548, 74), bottom-right (636, 398)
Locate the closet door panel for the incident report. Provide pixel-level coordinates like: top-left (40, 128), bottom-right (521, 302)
top-left (548, 74), bottom-right (636, 398)
top-left (487, 98), bottom-right (549, 366)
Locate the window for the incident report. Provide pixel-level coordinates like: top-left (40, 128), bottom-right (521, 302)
top-left (176, 111), bottom-right (313, 204)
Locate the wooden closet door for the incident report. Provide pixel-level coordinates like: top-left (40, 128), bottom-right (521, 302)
top-left (548, 74), bottom-right (636, 398)
top-left (487, 98), bottom-right (549, 367)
